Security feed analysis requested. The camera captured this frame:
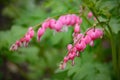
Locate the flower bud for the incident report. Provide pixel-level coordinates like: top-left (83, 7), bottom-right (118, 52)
top-left (88, 12), bottom-right (93, 18)
top-left (37, 27), bottom-right (45, 41)
top-left (74, 24), bottom-right (80, 33)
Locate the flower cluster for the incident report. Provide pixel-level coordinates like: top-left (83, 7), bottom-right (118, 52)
top-left (37, 14), bottom-right (82, 41)
top-left (59, 28), bottom-right (103, 69)
top-left (10, 27), bottom-right (34, 51)
top-left (10, 13), bottom-right (103, 69)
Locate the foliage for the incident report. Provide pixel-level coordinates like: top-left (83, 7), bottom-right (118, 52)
top-left (0, 0), bottom-right (120, 80)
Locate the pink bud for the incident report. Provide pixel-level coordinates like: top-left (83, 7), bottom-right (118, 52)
top-left (29, 30), bottom-right (34, 38)
top-left (80, 42), bottom-right (86, 51)
top-left (15, 40), bottom-right (22, 47)
top-left (82, 35), bottom-right (92, 44)
top-left (13, 45), bottom-right (18, 51)
top-left (25, 34), bottom-right (31, 42)
top-left (94, 29), bottom-right (103, 39)
top-left (69, 53), bottom-right (75, 60)
top-left (67, 44), bottom-right (72, 51)
top-left (74, 24), bottom-right (80, 33)
top-left (75, 42), bottom-right (86, 51)
top-left (54, 21), bottom-right (63, 32)
top-left (88, 12), bottom-right (93, 18)
top-left (63, 56), bottom-right (69, 63)
top-left (49, 19), bottom-right (56, 29)
top-left (10, 44), bottom-right (18, 51)
top-left (58, 16), bottom-right (66, 25)
top-left (37, 27), bottom-right (45, 41)
top-left (28, 27), bottom-right (34, 38)
top-left (87, 29), bottom-right (96, 40)
top-left (28, 27), bottom-right (33, 31)
top-left (20, 38), bottom-right (25, 43)
top-left (42, 22), bottom-right (49, 29)
top-left (66, 14), bottom-right (71, 25)
top-left (87, 28), bottom-right (103, 40)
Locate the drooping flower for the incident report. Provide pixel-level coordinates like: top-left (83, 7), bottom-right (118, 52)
top-left (37, 27), bottom-right (45, 41)
top-left (74, 24), bottom-right (80, 33)
top-left (10, 27), bottom-right (34, 51)
top-left (60, 28), bottom-right (103, 69)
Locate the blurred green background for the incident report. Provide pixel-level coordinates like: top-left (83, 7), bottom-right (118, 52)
top-left (0, 0), bottom-right (120, 80)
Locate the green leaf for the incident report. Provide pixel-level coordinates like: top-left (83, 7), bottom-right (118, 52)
top-left (95, 74), bottom-right (111, 80)
top-left (109, 18), bottom-right (120, 34)
top-left (50, 32), bottom-right (64, 45)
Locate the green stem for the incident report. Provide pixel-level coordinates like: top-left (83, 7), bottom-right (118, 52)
top-left (107, 24), bottom-right (118, 78)
top-left (118, 43), bottom-right (120, 80)
top-left (90, 8), bottom-right (118, 79)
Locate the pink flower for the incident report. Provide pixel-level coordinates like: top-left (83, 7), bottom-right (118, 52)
top-left (88, 12), bottom-right (93, 18)
top-left (69, 53), bottom-right (75, 60)
top-left (15, 40), bottom-right (22, 47)
top-left (49, 19), bottom-right (56, 29)
top-left (42, 21), bottom-right (49, 29)
top-left (10, 13), bottom-right (104, 70)
top-left (58, 15), bottom-right (66, 25)
top-left (94, 29), bottom-right (103, 38)
top-left (67, 44), bottom-right (73, 51)
top-left (86, 29), bottom-right (95, 40)
top-left (24, 34), bottom-right (31, 47)
top-left (10, 44), bottom-right (18, 51)
top-left (63, 56), bottom-right (69, 63)
top-left (66, 14), bottom-right (72, 25)
top-left (81, 35), bottom-right (92, 44)
top-left (10, 27), bottom-right (35, 51)
top-left (28, 27), bottom-right (34, 38)
top-left (86, 28), bottom-right (103, 40)
top-left (74, 24), bottom-right (80, 33)
top-left (25, 34), bottom-right (31, 42)
top-left (75, 41), bottom-right (86, 51)
top-left (54, 20), bottom-right (63, 32)
top-left (73, 33), bottom-right (83, 43)
top-left (37, 27), bottom-right (45, 41)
